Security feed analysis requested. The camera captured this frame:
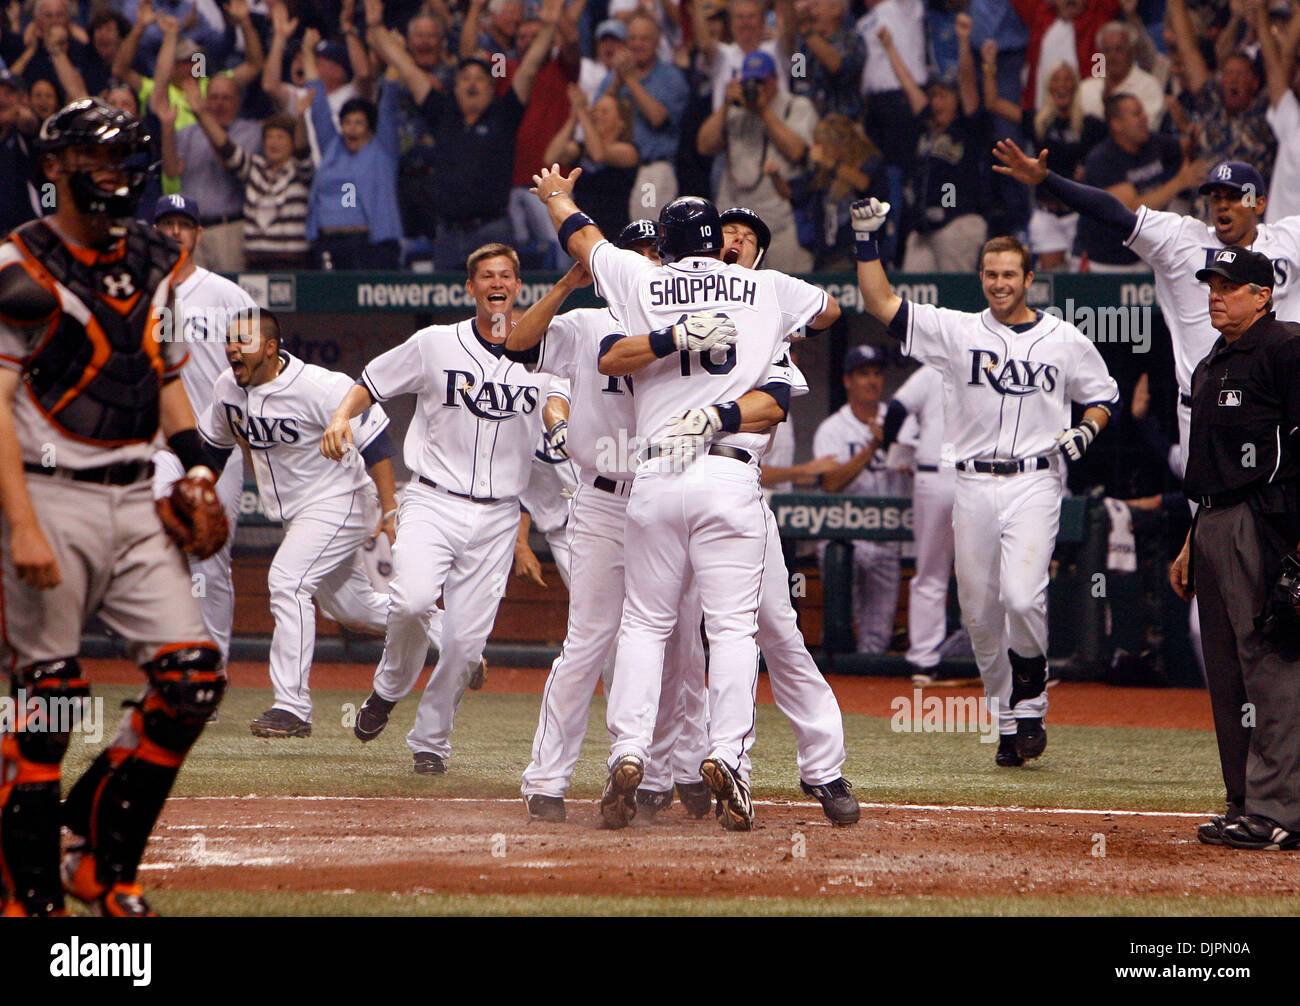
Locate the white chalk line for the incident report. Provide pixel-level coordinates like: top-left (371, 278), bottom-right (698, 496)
top-left (165, 794), bottom-right (1209, 819)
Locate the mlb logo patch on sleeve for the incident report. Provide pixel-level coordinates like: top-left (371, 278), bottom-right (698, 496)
top-left (1219, 390), bottom-right (1242, 406)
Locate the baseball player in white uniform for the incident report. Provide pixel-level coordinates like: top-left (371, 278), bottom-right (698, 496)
top-left (150, 194), bottom-right (256, 667)
top-left (993, 147), bottom-right (1300, 474)
top-left (199, 308), bottom-right (437, 737)
top-left (853, 198), bottom-right (1120, 766)
top-left (517, 383), bottom-right (579, 589)
top-left (813, 344), bottom-right (909, 656)
top-left (532, 171), bottom-right (842, 830)
top-left (322, 243), bottom-right (560, 775)
top-left (879, 363), bottom-right (959, 683)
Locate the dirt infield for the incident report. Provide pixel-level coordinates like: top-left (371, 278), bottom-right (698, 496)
top-left (142, 796), bottom-right (1289, 901)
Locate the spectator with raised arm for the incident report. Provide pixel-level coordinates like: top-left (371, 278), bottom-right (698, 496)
top-left (79, 10), bottom-right (130, 97)
top-left (1007, 0), bottom-right (1120, 113)
top-left (407, 0), bottom-right (560, 267)
top-left (787, 112), bottom-right (886, 268)
top-left (690, 0), bottom-right (783, 113)
top-left (697, 49), bottom-right (817, 270)
top-left (1078, 19), bottom-right (1165, 124)
top-left (776, 0), bottom-right (864, 119)
top-left (2, 0), bottom-right (86, 100)
top-left (580, 17), bottom-right (627, 99)
top-left (1167, 0), bottom-right (1277, 181)
top-left (121, 0), bottom-right (228, 73)
top-left (1260, 0), bottom-right (1300, 223)
top-left (856, 0), bottom-right (927, 171)
top-left (542, 82), bottom-right (639, 237)
top-left (460, 0), bottom-right (524, 59)
top-left (303, 25), bottom-right (403, 269)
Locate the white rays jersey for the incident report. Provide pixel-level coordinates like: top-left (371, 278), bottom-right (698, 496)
top-left (172, 267), bottom-right (258, 418)
top-left (814, 402), bottom-right (910, 495)
top-left (589, 242), bottom-right (828, 453)
top-left (530, 306), bottom-right (637, 481)
top-left (360, 319), bottom-right (554, 499)
top-left (200, 352), bottom-right (391, 520)
top-left (1125, 206), bottom-right (1300, 394)
top-left (896, 301), bottom-right (1120, 462)
top-left (891, 364), bottom-right (946, 467)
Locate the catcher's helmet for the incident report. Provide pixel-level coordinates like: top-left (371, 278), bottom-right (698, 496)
top-left (615, 218), bottom-right (659, 250)
top-left (656, 196), bottom-right (722, 263)
top-left (718, 206), bottom-right (772, 268)
top-left (38, 98), bottom-right (153, 219)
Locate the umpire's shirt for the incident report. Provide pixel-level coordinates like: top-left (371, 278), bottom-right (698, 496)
top-left (1186, 245), bottom-right (1300, 832)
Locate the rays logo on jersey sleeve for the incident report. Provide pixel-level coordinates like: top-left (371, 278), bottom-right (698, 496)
top-left (442, 370), bottom-right (540, 420)
top-left (967, 350), bottom-right (1059, 397)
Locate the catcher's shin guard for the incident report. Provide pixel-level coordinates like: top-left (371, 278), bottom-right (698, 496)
top-left (67, 645), bottom-right (224, 890)
top-left (1008, 649), bottom-right (1048, 708)
top-left (0, 659), bottom-right (90, 915)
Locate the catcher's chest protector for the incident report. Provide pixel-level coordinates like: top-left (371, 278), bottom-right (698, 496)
top-left (7, 220), bottom-right (181, 445)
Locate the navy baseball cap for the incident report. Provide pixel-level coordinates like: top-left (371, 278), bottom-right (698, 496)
top-left (740, 51), bottom-right (777, 82)
top-left (154, 193), bottom-right (200, 224)
top-left (1194, 245), bottom-right (1275, 288)
top-left (843, 344), bottom-right (886, 373)
top-left (315, 39), bottom-right (354, 79)
top-left (615, 218), bottom-right (658, 249)
top-left (1199, 161), bottom-right (1266, 197)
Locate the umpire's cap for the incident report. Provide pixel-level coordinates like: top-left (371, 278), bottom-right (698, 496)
top-left (615, 218), bottom-right (659, 249)
top-left (1194, 246), bottom-right (1275, 288)
top-left (718, 206), bottom-right (771, 267)
top-left (844, 344), bottom-right (887, 373)
top-left (657, 196), bottom-right (722, 263)
top-left (1199, 161), bottom-right (1266, 198)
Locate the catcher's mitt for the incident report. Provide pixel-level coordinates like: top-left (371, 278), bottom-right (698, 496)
top-left (156, 468), bottom-right (229, 560)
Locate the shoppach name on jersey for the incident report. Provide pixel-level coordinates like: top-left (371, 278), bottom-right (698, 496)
top-left (443, 371), bottom-right (539, 420)
top-left (222, 405), bottom-right (300, 446)
top-left (649, 274), bottom-right (758, 308)
top-left (968, 351), bottom-right (1058, 395)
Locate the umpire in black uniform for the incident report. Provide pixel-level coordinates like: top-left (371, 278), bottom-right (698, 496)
top-left (1170, 246), bottom-right (1300, 851)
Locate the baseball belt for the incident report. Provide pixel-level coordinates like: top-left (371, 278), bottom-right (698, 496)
top-left (416, 474), bottom-right (500, 504)
top-left (23, 460), bottom-right (154, 486)
top-left (590, 474), bottom-right (633, 497)
top-left (640, 444), bottom-right (754, 465)
top-left (1180, 392), bottom-right (1193, 407)
top-left (916, 463), bottom-right (939, 473)
top-left (1194, 484), bottom-right (1256, 510)
top-left (955, 457), bottom-right (1050, 476)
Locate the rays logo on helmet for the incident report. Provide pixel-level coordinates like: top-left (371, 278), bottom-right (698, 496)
top-left (442, 370), bottom-right (540, 420)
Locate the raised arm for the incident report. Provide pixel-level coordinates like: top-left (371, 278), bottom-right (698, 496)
top-left (1258, 0), bottom-right (1298, 106)
top-left (993, 137), bottom-right (1139, 235)
top-left (505, 261), bottom-right (591, 354)
top-left (1166, 0), bottom-right (1209, 95)
top-left (339, 0), bottom-right (373, 94)
top-left (955, 12), bottom-right (979, 117)
top-left (45, 23), bottom-right (88, 99)
top-left (850, 198), bottom-right (903, 325)
top-left (877, 25), bottom-right (928, 117)
top-left (112, 0), bottom-right (154, 93)
top-left (370, 22), bottom-right (433, 105)
top-left (980, 39), bottom-right (1022, 122)
top-left (696, 82), bottom-right (734, 156)
top-left (512, 0), bottom-right (562, 105)
top-left (460, 0), bottom-right (486, 60)
top-left (190, 77), bottom-right (232, 155)
top-left (262, 0), bottom-right (299, 109)
top-left (224, 0), bottom-right (266, 91)
top-left (542, 89), bottom-right (581, 166)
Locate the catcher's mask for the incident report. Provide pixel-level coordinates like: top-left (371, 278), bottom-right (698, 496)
top-left (39, 98), bottom-right (154, 224)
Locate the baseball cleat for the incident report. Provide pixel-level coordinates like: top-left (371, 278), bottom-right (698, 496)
top-left (995, 734), bottom-right (1024, 767)
top-left (635, 787), bottom-right (673, 819)
top-left (413, 752), bottom-right (447, 775)
top-left (1015, 717), bottom-right (1047, 760)
top-left (1220, 815), bottom-right (1300, 850)
top-left (524, 794), bottom-right (566, 822)
top-left (95, 883), bottom-right (159, 917)
top-left (1197, 814), bottom-right (1236, 846)
top-left (599, 754), bottom-right (644, 829)
top-left (699, 758), bottom-right (754, 832)
top-left (801, 777), bottom-right (860, 826)
top-left (250, 708), bottom-right (311, 738)
top-left (675, 781), bottom-right (713, 819)
top-left (354, 691), bottom-right (396, 742)
top-left (467, 658), bottom-right (488, 691)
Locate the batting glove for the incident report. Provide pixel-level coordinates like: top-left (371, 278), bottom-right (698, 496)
top-left (543, 419), bottom-right (569, 460)
top-left (664, 406), bottom-right (723, 439)
top-left (1055, 417), bottom-right (1100, 461)
top-left (672, 311), bottom-right (738, 353)
top-left (656, 432), bottom-right (709, 471)
top-left (850, 197), bottom-right (891, 236)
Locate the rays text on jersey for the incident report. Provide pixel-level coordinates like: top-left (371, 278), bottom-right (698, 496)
top-left (442, 370), bottom-right (540, 420)
top-left (968, 351), bottom-right (1060, 395)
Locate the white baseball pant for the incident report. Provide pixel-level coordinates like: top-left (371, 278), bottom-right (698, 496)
top-left (951, 468), bottom-right (1057, 734)
top-left (906, 468), bottom-right (957, 670)
top-left (370, 482), bottom-right (519, 759)
top-left (607, 455), bottom-right (766, 780)
top-left (642, 575), bottom-right (709, 793)
top-left (152, 449), bottom-right (244, 665)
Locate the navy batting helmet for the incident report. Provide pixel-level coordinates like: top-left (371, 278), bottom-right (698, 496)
top-left (657, 196), bottom-right (722, 263)
top-left (718, 207), bottom-right (772, 268)
top-left (39, 98), bottom-right (153, 219)
top-left (615, 218), bottom-right (659, 250)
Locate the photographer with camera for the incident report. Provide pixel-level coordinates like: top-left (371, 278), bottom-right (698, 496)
top-left (1170, 246), bottom-right (1300, 852)
top-left (696, 49), bottom-right (817, 271)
